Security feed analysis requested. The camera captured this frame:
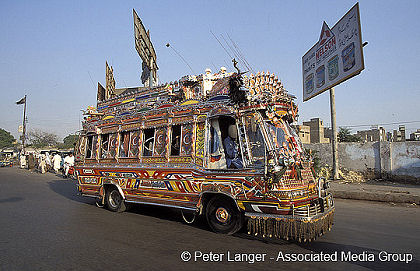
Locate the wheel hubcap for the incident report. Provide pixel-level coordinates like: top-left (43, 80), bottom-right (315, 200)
top-left (215, 207), bottom-right (230, 223)
top-left (109, 190), bottom-right (121, 208)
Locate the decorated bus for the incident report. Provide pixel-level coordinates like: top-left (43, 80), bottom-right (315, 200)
top-left (75, 64), bottom-right (334, 242)
top-left (74, 10), bottom-right (334, 242)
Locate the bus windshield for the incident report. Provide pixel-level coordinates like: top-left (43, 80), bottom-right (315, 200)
top-left (264, 120), bottom-right (303, 157)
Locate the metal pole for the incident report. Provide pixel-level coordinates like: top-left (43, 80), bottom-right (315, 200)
top-left (22, 95), bottom-right (27, 153)
top-left (329, 88), bottom-right (339, 180)
top-left (149, 58), bottom-right (153, 87)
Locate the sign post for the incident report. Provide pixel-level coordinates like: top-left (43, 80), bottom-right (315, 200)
top-left (133, 9), bottom-right (158, 87)
top-left (302, 3), bottom-right (364, 180)
top-left (329, 88), bottom-right (339, 179)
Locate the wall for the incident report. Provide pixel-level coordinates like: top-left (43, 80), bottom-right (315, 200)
top-left (304, 141), bottom-right (420, 182)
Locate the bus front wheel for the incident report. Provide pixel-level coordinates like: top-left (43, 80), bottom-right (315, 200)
top-left (206, 196), bottom-right (243, 235)
top-left (105, 187), bottom-right (126, 213)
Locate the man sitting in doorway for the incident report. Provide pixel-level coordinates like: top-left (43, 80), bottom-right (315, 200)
top-left (223, 124), bottom-right (243, 169)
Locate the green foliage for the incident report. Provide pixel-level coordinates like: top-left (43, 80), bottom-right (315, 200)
top-left (0, 128), bottom-right (15, 149)
top-left (338, 127), bottom-right (361, 142)
top-left (58, 134), bottom-right (78, 149)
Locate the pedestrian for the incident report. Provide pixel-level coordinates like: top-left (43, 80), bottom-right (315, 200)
top-left (28, 153), bottom-right (35, 172)
top-left (52, 153), bottom-right (62, 173)
top-left (20, 152), bottom-right (27, 169)
top-left (45, 152), bottom-right (52, 171)
top-left (39, 154), bottom-right (47, 174)
top-left (63, 153), bottom-right (75, 178)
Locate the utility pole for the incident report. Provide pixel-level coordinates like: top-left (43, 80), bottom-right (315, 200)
top-left (16, 95), bottom-right (27, 153)
top-left (22, 95), bottom-right (27, 153)
top-left (329, 88), bottom-right (339, 180)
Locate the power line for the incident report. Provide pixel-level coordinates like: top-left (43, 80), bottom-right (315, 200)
top-left (166, 43), bottom-right (195, 74)
top-left (210, 30), bottom-right (233, 60)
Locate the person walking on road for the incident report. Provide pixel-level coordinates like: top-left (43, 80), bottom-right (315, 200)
top-left (39, 154), bottom-right (47, 174)
top-left (63, 153), bottom-right (74, 178)
top-left (28, 153), bottom-right (35, 172)
top-left (52, 153), bottom-right (62, 173)
top-left (45, 152), bottom-right (52, 172)
top-left (19, 152), bottom-right (27, 169)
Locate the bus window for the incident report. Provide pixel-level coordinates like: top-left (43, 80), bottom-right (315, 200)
top-left (129, 130), bottom-right (140, 157)
top-left (153, 127), bottom-right (167, 157)
top-left (119, 131), bottom-right (130, 158)
top-left (171, 125), bottom-right (181, 156)
top-left (180, 123), bottom-right (193, 156)
top-left (100, 134), bottom-right (109, 159)
top-left (76, 136), bottom-right (86, 158)
top-left (208, 119), bottom-right (226, 169)
top-left (86, 135), bottom-right (97, 159)
top-left (244, 115), bottom-right (265, 168)
top-left (143, 128), bottom-right (155, 157)
top-left (108, 133), bottom-right (118, 158)
top-left (86, 135), bottom-right (93, 158)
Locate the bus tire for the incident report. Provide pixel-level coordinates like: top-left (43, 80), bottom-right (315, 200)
top-left (206, 196), bottom-right (243, 235)
top-left (105, 187), bottom-right (126, 213)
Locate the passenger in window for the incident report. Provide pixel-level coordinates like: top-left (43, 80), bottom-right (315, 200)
top-left (223, 124), bottom-right (243, 169)
top-left (171, 125), bottom-right (181, 156)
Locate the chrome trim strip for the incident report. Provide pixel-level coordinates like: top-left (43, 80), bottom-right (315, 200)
top-left (245, 206), bottom-right (335, 222)
top-left (79, 193), bottom-right (100, 199)
top-left (124, 199), bottom-right (197, 211)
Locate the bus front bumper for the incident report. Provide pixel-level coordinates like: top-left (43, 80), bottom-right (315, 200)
top-left (245, 195), bottom-right (335, 242)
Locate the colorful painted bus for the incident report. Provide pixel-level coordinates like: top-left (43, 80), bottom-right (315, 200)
top-left (74, 64), bottom-right (334, 242)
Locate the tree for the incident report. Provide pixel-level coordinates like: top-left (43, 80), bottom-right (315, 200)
top-left (59, 134), bottom-right (78, 149)
top-left (27, 129), bottom-right (59, 148)
top-left (338, 127), bottom-right (361, 142)
top-left (0, 128), bottom-right (15, 149)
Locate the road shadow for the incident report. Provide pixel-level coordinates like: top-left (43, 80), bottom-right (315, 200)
top-left (128, 203), bottom-right (212, 232)
top-left (46, 179), bottom-right (212, 231)
top-left (47, 179), bottom-right (95, 205)
top-left (0, 196), bottom-right (24, 203)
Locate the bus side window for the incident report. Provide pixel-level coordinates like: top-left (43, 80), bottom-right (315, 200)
top-left (100, 134), bottom-right (109, 159)
top-left (129, 130), bottom-right (140, 157)
top-left (108, 133), bottom-right (118, 158)
top-left (119, 131), bottom-right (130, 158)
top-left (143, 128), bottom-right (155, 157)
top-left (86, 135), bottom-right (93, 158)
top-left (180, 123), bottom-right (193, 156)
top-left (153, 127), bottom-right (167, 156)
top-left (171, 125), bottom-right (181, 156)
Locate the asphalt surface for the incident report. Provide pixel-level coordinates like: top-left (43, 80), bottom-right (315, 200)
top-left (0, 167), bottom-right (419, 271)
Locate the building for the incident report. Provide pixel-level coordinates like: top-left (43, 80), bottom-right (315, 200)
top-left (324, 127), bottom-right (332, 141)
top-left (393, 125), bottom-right (406, 142)
top-left (409, 129), bottom-right (420, 141)
top-left (302, 118), bottom-right (330, 143)
top-left (295, 125), bottom-right (311, 144)
top-left (386, 132), bottom-right (393, 142)
top-left (356, 126), bottom-right (386, 142)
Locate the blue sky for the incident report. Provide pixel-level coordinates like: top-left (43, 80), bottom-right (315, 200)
top-left (1, 0), bottom-right (419, 140)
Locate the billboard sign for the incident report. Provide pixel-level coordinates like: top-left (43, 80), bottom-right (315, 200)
top-left (302, 3), bottom-right (364, 101)
top-left (133, 9), bottom-right (158, 74)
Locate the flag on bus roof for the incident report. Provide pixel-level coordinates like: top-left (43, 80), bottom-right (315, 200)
top-left (16, 96), bottom-right (26, 105)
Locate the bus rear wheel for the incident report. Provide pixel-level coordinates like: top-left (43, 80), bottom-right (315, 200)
top-left (105, 187), bottom-right (126, 213)
top-left (206, 196), bottom-right (243, 235)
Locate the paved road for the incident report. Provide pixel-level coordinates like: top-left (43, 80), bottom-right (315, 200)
top-left (0, 167), bottom-right (419, 271)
